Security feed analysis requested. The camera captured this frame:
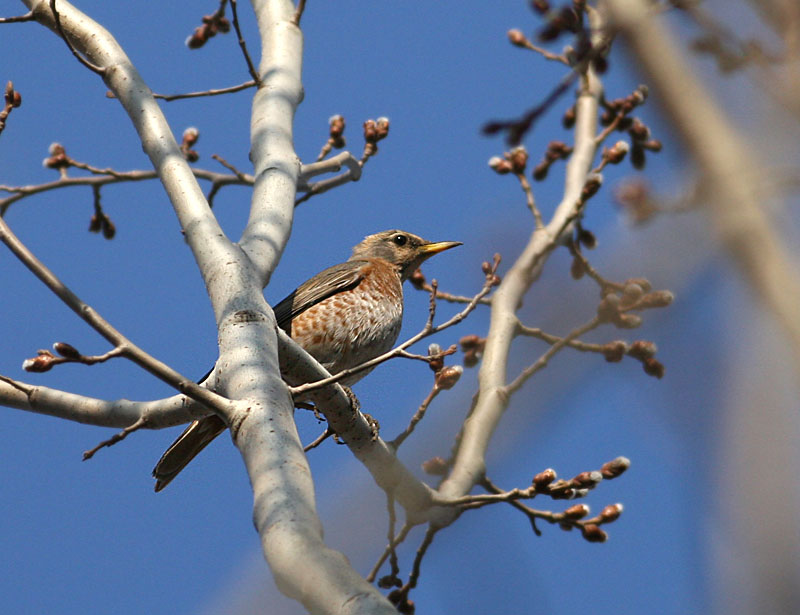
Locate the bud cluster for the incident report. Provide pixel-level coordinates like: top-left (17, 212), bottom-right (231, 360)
top-left (361, 117), bottom-right (390, 161)
top-left (22, 342), bottom-right (89, 373)
top-left (186, 10), bottom-right (230, 49)
top-left (532, 141), bottom-right (573, 181)
top-left (0, 81), bottom-right (22, 136)
top-left (459, 334), bottom-right (486, 368)
top-left (488, 145), bottom-right (530, 176)
top-left (427, 343), bottom-right (463, 390)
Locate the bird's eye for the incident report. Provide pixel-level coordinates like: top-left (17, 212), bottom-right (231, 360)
top-left (392, 234), bottom-right (408, 246)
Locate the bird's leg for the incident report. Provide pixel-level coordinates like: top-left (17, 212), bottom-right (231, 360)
top-left (342, 385), bottom-right (380, 440)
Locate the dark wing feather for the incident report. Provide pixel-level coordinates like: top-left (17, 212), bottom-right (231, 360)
top-left (273, 260), bottom-right (366, 331)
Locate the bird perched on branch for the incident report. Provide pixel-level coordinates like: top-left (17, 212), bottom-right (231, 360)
top-left (153, 229), bottom-right (461, 491)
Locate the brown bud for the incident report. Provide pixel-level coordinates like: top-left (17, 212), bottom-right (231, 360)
top-left (643, 139), bottom-right (662, 152)
top-left (577, 227), bottom-right (596, 249)
top-left (422, 456), bottom-right (449, 475)
top-left (101, 217), bottom-right (116, 240)
top-left (508, 29), bottom-right (527, 47)
top-left (531, 0), bottom-right (550, 14)
top-left (602, 341), bottom-right (627, 362)
top-left (628, 118), bottom-right (650, 141)
top-left (182, 126), bottom-right (199, 146)
top-left (581, 523), bottom-right (608, 543)
top-left (459, 334), bottom-right (482, 351)
top-left (375, 117), bottom-right (390, 140)
top-left (533, 468), bottom-right (557, 490)
top-left (600, 503), bottom-right (624, 522)
top-left (604, 140), bottom-right (629, 164)
top-left (532, 161), bottom-right (549, 181)
top-left (628, 340), bottom-right (656, 360)
top-left (378, 575), bottom-right (401, 589)
top-left (11, 90), bottom-right (22, 108)
top-left (53, 342), bottom-right (81, 359)
top-left (23, 354), bottom-right (55, 373)
top-left (562, 105), bottom-right (576, 128)
top-left (600, 456), bottom-right (630, 479)
top-left (216, 17), bottom-right (231, 33)
top-left (571, 470), bottom-right (602, 489)
top-left (563, 504), bottom-right (590, 519)
top-left (631, 144), bottom-right (646, 169)
top-left (509, 146), bottom-right (528, 174)
top-left (643, 357), bottom-right (665, 378)
top-left (436, 365), bottom-right (463, 390)
top-left (328, 114), bottom-right (345, 137)
top-left (89, 214), bottom-right (102, 233)
top-left (488, 156), bottom-right (513, 174)
top-left (581, 174), bottom-right (603, 200)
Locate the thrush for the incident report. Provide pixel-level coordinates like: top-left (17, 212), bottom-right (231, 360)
top-left (152, 229), bottom-right (461, 491)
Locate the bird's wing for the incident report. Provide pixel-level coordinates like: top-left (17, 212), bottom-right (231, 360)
top-left (273, 260), bottom-right (367, 331)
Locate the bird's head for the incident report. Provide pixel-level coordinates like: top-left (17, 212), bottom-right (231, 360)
top-left (350, 230), bottom-right (462, 280)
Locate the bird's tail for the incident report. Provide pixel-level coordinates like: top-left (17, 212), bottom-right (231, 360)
top-left (152, 414), bottom-right (226, 491)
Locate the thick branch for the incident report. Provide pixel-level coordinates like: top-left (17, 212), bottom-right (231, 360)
top-left (435, 10), bottom-right (606, 510)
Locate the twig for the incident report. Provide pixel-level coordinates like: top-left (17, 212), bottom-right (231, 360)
top-left (0, 11), bottom-right (34, 23)
top-left (516, 171), bottom-right (544, 228)
top-left (211, 154), bottom-right (248, 180)
top-left (0, 166), bottom-right (251, 216)
top-left (0, 215), bottom-right (229, 415)
top-left (293, 0), bottom-right (307, 25)
top-left (505, 317), bottom-right (601, 395)
top-left (82, 416), bottom-right (147, 460)
top-left (366, 522), bottom-right (413, 583)
top-left (303, 427), bottom-right (333, 452)
top-left (230, 0), bottom-right (261, 85)
top-left (393, 525), bottom-right (438, 608)
top-left (107, 80), bottom-right (257, 102)
top-left (389, 384), bottom-right (441, 449)
top-left (50, 0), bottom-right (105, 75)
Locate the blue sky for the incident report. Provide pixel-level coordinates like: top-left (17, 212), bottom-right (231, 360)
top-left (2, 1), bottom-right (798, 614)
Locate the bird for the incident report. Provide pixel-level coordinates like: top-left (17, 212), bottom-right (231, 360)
top-left (152, 229), bottom-right (461, 491)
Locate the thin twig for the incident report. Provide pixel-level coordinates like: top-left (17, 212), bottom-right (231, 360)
top-left (389, 384), bottom-right (440, 449)
top-left (82, 416), bottom-right (147, 460)
top-left (293, 0), bottom-right (307, 25)
top-left (230, 0), bottom-right (261, 85)
top-left (50, 0), bottom-right (105, 75)
top-left (0, 12), bottom-right (34, 23)
top-left (303, 427), bottom-right (333, 452)
top-left (107, 80), bottom-right (257, 102)
top-left (505, 317), bottom-right (601, 395)
top-left (366, 522), bottom-right (413, 583)
top-left (395, 525), bottom-right (438, 606)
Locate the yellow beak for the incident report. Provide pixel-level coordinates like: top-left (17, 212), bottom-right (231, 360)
top-left (418, 240), bottom-right (462, 255)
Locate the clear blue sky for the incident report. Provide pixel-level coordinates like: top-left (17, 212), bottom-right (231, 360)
top-left (2, 1), bottom-right (795, 614)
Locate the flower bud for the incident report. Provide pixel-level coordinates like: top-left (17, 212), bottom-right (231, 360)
top-left (600, 503), bottom-right (624, 522)
top-left (563, 504), bottom-right (590, 519)
top-left (53, 342), bottom-right (81, 359)
top-left (581, 523), bottom-right (608, 543)
top-left (600, 456), bottom-right (630, 479)
top-left (533, 468), bottom-right (557, 490)
top-left (436, 365), bottom-right (463, 390)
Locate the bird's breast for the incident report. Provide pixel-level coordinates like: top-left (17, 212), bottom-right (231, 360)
top-left (289, 260), bottom-right (404, 383)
